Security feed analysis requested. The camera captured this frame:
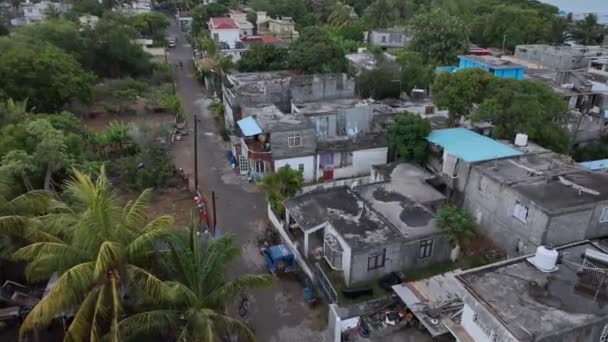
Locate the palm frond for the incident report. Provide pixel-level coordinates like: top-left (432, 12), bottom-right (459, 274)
top-left (5, 190), bottom-right (54, 215)
top-left (126, 218), bottom-right (173, 260)
top-left (13, 242), bottom-right (84, 262)
top-left (122, 188), bottom-right (152, 231)
top-left (20, 262), bottom-right (95, 334)
top-left (63, 290), bottom-right (99, 342)
top-left (206, 274), bottom-right (274, 309)
top-left (119, 310), bottom-right (182, 341)
top-left (90, 284), bottom-right (112, 342)
top-left (109, 274), bottom-right (122, 342)
top-left (126, 264), bottom-right (172, 300)
top-left (93, 241), bottom-right (124, 279)
top-left (210, 312), bottom-right (256, 342)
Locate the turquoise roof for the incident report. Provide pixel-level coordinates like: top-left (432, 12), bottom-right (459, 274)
top-left (579, 159), bottom-right (608, 171)
top-left (426, 128), bottom-right (523, 162)
top-left (237, 116), bottom-right (262, 136)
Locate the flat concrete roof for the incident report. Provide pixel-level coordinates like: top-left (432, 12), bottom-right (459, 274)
top-left (457, 241), bottom-right (608, 341)
top-left (226, 71), bottom-right (291, 95)
top-left (475, 153), bottom-right (608, 212)
top-left (284, 187), bottom-right (404, 250)
top-left (284, 163), bottom-right (446, 249)
top-left (293, 98), bottom-right (368, 115)
top-left (242, 105), bottom-right (312, 132)
top-left (316, 134), bottom-right (387, 152)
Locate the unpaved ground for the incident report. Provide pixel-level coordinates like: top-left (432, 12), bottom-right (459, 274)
top-left (120, 187), bottom-right (194, 228)
top-left (81, 111), bottom-right (175, 133)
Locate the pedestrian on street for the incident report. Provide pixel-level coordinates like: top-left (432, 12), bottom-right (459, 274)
top-left (179, 61), bottom-right (183, 69)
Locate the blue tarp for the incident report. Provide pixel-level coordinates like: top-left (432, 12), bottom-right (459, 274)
top-left (237, 116), bottom-right (262, 136)
top-left (426, 127), bottom-right (523, 163)
top-left (267, 244), bottom-right (293, 260)
top-left (579, 159), bottom-right (608, 171)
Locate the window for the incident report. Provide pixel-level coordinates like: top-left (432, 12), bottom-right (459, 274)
top-left (367, 249), bottom-right (386, 270)
top-left (213, 33), bottom-right (219, 41)
top-left (601, 207), bottom-right (608, 223)
top-left (381, 35), bottom-right (386, 43)
top-left (324, 233), bottom-right (343, 270)
top-left (339, 152), bottom-right (353, 168)
top-left (512, 201), bottom-right (529, 223)
top-left (600, 323), bottom-right (608, 342)
top-left (419, 239), bottom-right (433, 258)
top-left (238, 155), bottom-right (248, 172)
top-left (298, 164), bottom-right (304, 173)
top-left (288, 133), bottom-right (302, 147)
top-left (479, 176), bottom-right (488, 194)
top-left (254, 160), bottom-right (265, 174)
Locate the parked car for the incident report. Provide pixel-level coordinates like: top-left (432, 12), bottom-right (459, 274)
top-left (167, 38), bottom-right (176, 48)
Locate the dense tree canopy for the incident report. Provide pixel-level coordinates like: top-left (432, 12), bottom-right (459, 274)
top-left (432, 68), bottom-right (492, 124)
top-left (0, 39), bottom-right (95, 112)
top-left (238, 44), bottom-right (289, 72)
top-left (409, 8), bottom-right (469, 65)
top-left (130, 12), bottom-right (170, 41)
top-left (571, 14), bottom-right (605, 45)
top-left (191, 3), bottom-right (228, 34)
top-left (396, 50), bottom-right (434, 94)
top-left (288, 26), bottom-right (348, 73)
top-left (357, 55), bottom-right (401, 99)
top-left (387, 112), bottom-right (431, 162)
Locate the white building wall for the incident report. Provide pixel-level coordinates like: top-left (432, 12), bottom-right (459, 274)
top-left (324, 223), bottom-right (352, 284)
top-left (330, 147), bottom-right (388, 180)
top-left (210, 28), bottom-right (240, 48)
top-left (274, 155), bottom-right (315, 182)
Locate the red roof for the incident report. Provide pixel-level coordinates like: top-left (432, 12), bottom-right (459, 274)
top-left (209, 17), bottom-right (238, 29)
top-left (241, 35), bottom-right (283, 44)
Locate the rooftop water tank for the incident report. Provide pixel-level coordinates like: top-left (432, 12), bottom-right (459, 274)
top-left (514, 133), bottom-right (528, 147)
top-left (530, 246), bottom-right (559, 272)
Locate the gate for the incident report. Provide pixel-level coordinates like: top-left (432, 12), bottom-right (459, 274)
top-left (314, 262), bottom-right (338, 304)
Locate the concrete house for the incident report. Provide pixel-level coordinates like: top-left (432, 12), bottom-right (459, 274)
top-left (208, 17), bottom-right (241, 49)
top-left (11, 1), bottom-right (71, 26)
top-left (513, 44), bottom-right (608, 70)
top-left (292, 98), bottom-right (387, 181)
top-left (367, 28), bottom-right (407, 49)
top-left (229, 11), bottom-right (254, 37)
top-left (234, 105), bottom-right (316, 181)
top-left (277, 163), bottom-right (450, 287)
top-left (452, 241), bottom-right (608, 342)
top-left (256, 12), bottom-right (299, 41)
top-left (426, 128), bottom-right (608, 255)
top-left (222, 71), bottom-right (293, 130)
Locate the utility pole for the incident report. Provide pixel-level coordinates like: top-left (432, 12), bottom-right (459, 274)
top-left (211, 191), bottom-right (217, 234)
top-left (502, 34), bottom-right (507, 54)
top-left (193, 114), bottom-right (199, 192)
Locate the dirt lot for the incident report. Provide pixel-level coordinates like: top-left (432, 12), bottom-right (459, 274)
top-left (120, 187), bottom-right (195, 228)
top-left (81, 111), bottom-right (175, 134)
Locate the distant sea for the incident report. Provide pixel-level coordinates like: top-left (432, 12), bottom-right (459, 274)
top-left (538, 0), bottom-right (608, 23)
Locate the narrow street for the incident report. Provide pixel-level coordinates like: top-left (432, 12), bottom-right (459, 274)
top-left (165, 21), bottom-right (330, 341)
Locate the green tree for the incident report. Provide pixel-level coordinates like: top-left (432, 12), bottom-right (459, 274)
top-left (473, 78), bottom-right (569, 153)
top-left (11, 168), bottom-right (174, 342)
top-left (571, 13), bottom-right (605, 45)
top-left (436, 205), bottom-right (477, 246)
top-left (363, 0), bottom-right (397, 29)
top-left (409, 8), bottom-right (469, 65)
top-left (396, 50), bottom-right (434, 94)
top-left (191, 3), bottom-right (228, 35)
top-left (238, 43), bottom-right (288, 72)
top-left (0, 23), bottom-right (8, 36)
top-left (288, 26), bottom-right (348, 73)
top-left (130, 12), bottom-right (170, 40)
top-left (0, 39), bottom-right (94, 112)
top-left (120, 226), bottom-right (273, 341)
top-left (431, 68), bottom-right (492, 124)
top-left (327, 1), bottom-right (355, 29)
top-left (261, 165), bottom-right (304, 215)
top-left (250, 0), bottom-right (309, 25)
top-left (357, 55), bottom-right (401, 99)
top-left (114, 144), bottom-right (176, 190)
top-left (544, 16), bottom-right (570, 45)
top-left (573, 143), bottom-right (608, 162)
top-left (470, 5), bottom-right (544, 50)
top-left (387, 112), bottom-right (431, 162)
top-left (16, 19), bottom-right (86, 59)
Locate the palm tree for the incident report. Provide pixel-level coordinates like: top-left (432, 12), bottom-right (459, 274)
top-left (120, 226), bottom-right (273, 342)
top-left (570, 13), bottom-right (604, 45)
top-left (11, 167), bottom-right (174, 342)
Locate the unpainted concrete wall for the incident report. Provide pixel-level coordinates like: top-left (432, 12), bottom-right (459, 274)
top-left (462, 168), bottom-right (549, 255)
top-left (538, 321), bottom-right (608, 342)
top-left (460, 301), bottom-right (518, 342)
top-left (545, 209), bottom-right (591, 245)
top-left (291, 74), bottom-right (356, 103)
top-left (584, 203), bottom-right (608, 239)
top-left (348, 234), bottom-right (451, 285)
top-left (271, 128), bottom-right (317, 160)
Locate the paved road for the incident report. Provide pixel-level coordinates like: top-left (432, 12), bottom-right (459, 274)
top-left (166, 21), bottom-right (330, 342)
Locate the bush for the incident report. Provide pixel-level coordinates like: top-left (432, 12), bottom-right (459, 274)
top-left (110, 144), bottom-right (175, 190)
top-left (573, 143), bottom-right (608, 162)
top-left (436, 205), bottom-right (478, 246)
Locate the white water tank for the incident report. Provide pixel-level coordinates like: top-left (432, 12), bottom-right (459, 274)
top-left (514, 133), bottom-right (528, 147)
top-left (532, 246), bottom-right (559, 272)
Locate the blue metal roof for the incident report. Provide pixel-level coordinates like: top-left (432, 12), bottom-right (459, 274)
top-left (579, 159), bottom-right (608, 171)
top-left (267, 244), bottom-right (293, 260)
top-left (426, 128), bottom-right (523, 163)
top-left (237, 116), bottom-right (262, 136)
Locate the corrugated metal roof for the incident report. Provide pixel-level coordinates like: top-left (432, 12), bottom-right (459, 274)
top-left (237, 116), bottom-right (262, 136)
top-left (426, 127), bottom-right (523, 162)
top-left (579, 159), bottom-right (608, 171)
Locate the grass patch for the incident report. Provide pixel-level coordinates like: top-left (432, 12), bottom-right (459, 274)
top-left (406, 254), bottom-right (500, 282)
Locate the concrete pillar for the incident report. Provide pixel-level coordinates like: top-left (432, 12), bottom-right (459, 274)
top-left (304, 232), bottom-right (309, 256)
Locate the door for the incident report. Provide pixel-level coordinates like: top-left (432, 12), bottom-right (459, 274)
top-left (323, 168), bottom-right (334, 181)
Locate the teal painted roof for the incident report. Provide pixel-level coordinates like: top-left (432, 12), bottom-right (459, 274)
top-left (579, 159), bottom-right (608, 171)
top-left (426, 128), bottom-right (523, 162)
top-left (237, 116), bottom-right (262, 136)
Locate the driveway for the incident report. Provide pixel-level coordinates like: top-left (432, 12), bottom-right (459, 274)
top-left (165, 20), bottom-right (330, 342)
